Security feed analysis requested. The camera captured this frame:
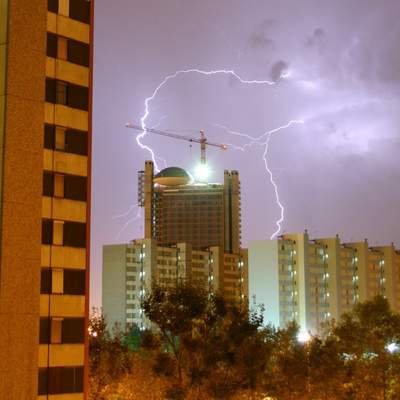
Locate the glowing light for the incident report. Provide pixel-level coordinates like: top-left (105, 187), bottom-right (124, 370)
top-left (297, 330), bottom-right (311, 343)
top-left (386, 342), bottom-right (399, 353)
top-left (194, 163), bottom-right (211, 182)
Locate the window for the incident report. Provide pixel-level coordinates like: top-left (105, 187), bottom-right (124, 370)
top-left (51, 318), bottom-right (62, 344)
top-left (44, 125), bottom-right (88, 155)
top-left (56, 81), bottom-right (68, 105)
top-left (64, 269), bottom-right (86, 295)
top-left (69, 0), bottom-right (90, 24)
top-left (43, 172), bottom-right (54, 197)
top-left (53, 221), bottom-right (64, 246)
top-left (38, 368), bottom-right (49, 395)
top-left (44, 125), bottom-right (56, 149)
top-left (41, 268), bottom-right (52, 294)
top-left (38, 367), bottom-right (84, 395)
top-left (55, 127), bottom-right (66, 150)
top-left (46, 33), bottom-right (90, 67)
top-left (65, 129), bottom-right (88, 155)
top-left (68, 39), bottom-right (90, 67)
top-left (48, 0), bottom-right (58, 13)
top-left (47, 33), bottom-right (58, 58)
top-left (62, 318), bottom-right (85, 343)
top-left (68, 83), bottom-right (88, 110)
top-left (42, 219), bottom-right (53, 245)
top-left (57, 37), bottom-right (68, 60)
top-left (45, 78), bottom-right (57, 103)
top-left (64, 175), bottom-right (87, 201)
top-left (54, 174), bottom-right (64, 198)
top-left (63, 222), bottom-right (86, 247)
top-left (39, 318), bottom-right (85, 344)
top-left (45, 79), bottom-right (89, 111)
top-left (40, 318), bottom-right (50, 344)
top-left (52, 268), bottom-right (64, 294)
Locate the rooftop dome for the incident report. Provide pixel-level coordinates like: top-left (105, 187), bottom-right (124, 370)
top-left (154, 167), bottom-right (192, 186)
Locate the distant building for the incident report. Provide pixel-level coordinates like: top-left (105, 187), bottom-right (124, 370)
top-left (140, 161), bottom-right (241, 253)
top-left (103, 161), bottom-right (247, 330)
top-left (103, 240), bottom-right (248, 331)
top-left (249, 232), bottom-right (400, 333)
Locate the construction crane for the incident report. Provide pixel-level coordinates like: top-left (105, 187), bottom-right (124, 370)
top-left (125, 123), bottom-right (227, 164)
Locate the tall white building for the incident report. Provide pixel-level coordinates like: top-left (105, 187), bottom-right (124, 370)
top-left (249, 232), bottom-right (400, 333)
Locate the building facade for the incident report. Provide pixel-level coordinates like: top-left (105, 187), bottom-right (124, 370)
top-left (103, 239), bottom-right (248, 331)
top-left (0, 1), bottom-right (92, 398)
top-left (140, 161), bottom-right (241, 253)
top-left (249, 232), bottom-right (400, 333)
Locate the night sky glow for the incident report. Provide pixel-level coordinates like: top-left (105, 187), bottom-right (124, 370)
top-left (92, 0), bottom-right (400, 306)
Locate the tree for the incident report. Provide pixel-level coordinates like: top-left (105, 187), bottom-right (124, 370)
top-left (142, 282), bottom-right (273, 399)
top-left (332, 296), bottom-right (400, 400)
top-left (88, 308), bottom-right (133, 400)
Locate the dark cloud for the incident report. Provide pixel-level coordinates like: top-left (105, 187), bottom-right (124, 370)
top-left (270, 60), bottom-right (289, 81)
top-left (248, 31), bottom-right (273, 49)
top-left (305, 28), bottom-right (326, 51)
top-left (248, 19), bottom-right (277, 49)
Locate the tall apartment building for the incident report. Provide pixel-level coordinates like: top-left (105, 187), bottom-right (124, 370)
top-left (139, 161), bottom-right (241, 253)
top-left (0, 1), bottom-right (93, 398)
top-left (249, 232), bottom-right (400, 333)
top-left (102, 239), bottom-right (248, 331)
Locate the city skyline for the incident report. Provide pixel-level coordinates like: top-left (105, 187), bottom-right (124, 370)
top-left (91, 0), bottom-right (400, 308)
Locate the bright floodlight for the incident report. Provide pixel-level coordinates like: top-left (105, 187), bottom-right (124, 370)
top-left (194, 163), bottom-right (210, 182)
top-left (386, 342), bottom-right (399, 353)
top-left (297, 330), bottom-right (311, 344)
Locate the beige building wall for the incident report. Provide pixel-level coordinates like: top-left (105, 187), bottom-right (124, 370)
top-left (0, 0), bottom-right (46, 398)
top-left (37, 0), bottom-right (92, 398)
top-left (0, 1), bottom-right (92, 398)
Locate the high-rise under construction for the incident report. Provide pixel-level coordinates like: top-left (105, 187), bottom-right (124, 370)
top-left (139, 160), bottom-right (241, 254)
top-left (102, 160), bottom-right (247, 330)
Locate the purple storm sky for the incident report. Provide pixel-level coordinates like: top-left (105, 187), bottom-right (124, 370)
top-left (91, 0), bottom-right (400, 307)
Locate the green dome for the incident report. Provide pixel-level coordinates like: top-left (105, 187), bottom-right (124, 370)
top-left (154, 167), bottom-right (191, 186)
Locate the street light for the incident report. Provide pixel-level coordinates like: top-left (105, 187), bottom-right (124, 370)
top-left (297, 330), bottom-right (311, 343)
top-left (386, 342), bottom-right (399, 353)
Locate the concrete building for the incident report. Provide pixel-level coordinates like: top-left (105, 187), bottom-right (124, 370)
top-left (139, 161), bottom-right (241, 253)
top-left (103, 239), bottom-right (248, 331)
top-left (0, 1), bottom-right (93, 398)
top-left (249, 232), bottom-right (400, 333)
top-left (102, 162), bottom-right (247, 330)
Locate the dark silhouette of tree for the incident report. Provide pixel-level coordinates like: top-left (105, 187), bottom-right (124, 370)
top-left (332, 296), bottom-right (400, 400)
top-left (88, 308), bottom-right (132, 400)
top-left (142, 282), bottom-right (272, 399)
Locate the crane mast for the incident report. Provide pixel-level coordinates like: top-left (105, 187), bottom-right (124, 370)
top-left (126, 123), bottom-right (227, 164)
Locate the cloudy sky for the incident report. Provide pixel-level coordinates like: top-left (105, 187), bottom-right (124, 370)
top-left (91, 0), bottom-right (400, 306)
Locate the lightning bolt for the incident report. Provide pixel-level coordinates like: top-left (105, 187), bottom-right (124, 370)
top-left (112, 203), bottom-right (139, 220)
top-left (137, 69), bottom-right (275, 171)
top-left (116, 207), bottom-right (143, 240)
top-left (133, 68), bottom-right (303, 239)
top-left (215, 120), bottom-right (304, 239)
